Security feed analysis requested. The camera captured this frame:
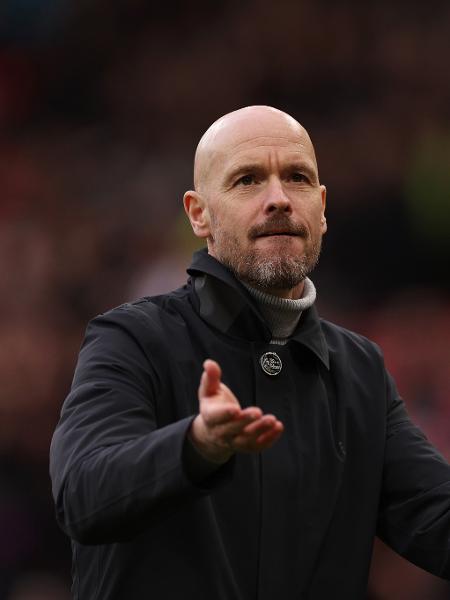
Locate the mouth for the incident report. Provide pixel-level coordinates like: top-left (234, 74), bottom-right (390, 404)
top-left (249, 218), bottom-right (309, 241)
top-left (255, 231), bottom-right (300, 238)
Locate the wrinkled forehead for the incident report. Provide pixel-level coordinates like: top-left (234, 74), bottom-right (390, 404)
top-left (194, 109), bottom-right (317, 190)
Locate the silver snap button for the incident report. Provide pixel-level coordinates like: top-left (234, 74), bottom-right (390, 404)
top-left (260, 352), bottom-right (282, 376)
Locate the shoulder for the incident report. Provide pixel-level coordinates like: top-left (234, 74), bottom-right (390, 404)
top-left (76, 286), bottom-right (195, 367)
top-left (90, 284), bottom-right (193, 335)
top-left (75, 286), bottom-right (194, 382)
top-left (319, 317), bottom-right (384, 368)
top-left (319, 318), bottom-right (395, 413)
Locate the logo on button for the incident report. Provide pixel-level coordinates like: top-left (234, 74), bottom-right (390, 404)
top-left (260, 352), bottom-right (282, 376)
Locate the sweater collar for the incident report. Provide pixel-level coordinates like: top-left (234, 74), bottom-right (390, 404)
top-left (187, 248), bottom-right (329, 369)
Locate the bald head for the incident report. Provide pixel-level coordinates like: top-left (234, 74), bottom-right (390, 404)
top-left (183, 105), bottom-right (327, 297)
top-left (194, 105), bottom-right (318, 193)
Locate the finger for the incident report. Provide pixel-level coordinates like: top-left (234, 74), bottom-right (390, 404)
top-left (199, 359), bottom-right (222, 398)
top-left (212, 410), bottom-right (261, 438)
top-left (233, 419), bottom-right (283, 451)
top-left (202, 403), bottom-right (240, 426)
top-left (254, 421), bottom-right (284, 448)
top-left (203, 359), bottom-right (221, 379)
top-left (239, 407), bottom-right (263, 420)
top-left (241, 414), bottom-right (278, 436)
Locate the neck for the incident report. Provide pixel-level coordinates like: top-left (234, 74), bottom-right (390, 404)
top-left (242, 277), bottom-right (317, 343)
top-left (251, 280), bottom-right (305, 300)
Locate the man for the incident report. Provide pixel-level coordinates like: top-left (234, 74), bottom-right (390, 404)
top-left (50, 106), bottom-right (450, 599)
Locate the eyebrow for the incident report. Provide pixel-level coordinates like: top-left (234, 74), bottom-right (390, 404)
top-left (282, 161), bottom-right (317, 181)
top-left (222, 161), bottom-right (318, 188)
top-left (222, 164), bottom-right (264, 187)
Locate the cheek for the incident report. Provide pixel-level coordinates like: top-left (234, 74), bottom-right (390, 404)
top-left (300, 206), bottom-right (325, 239)
top-left (305, 195), bottom-right (325, 222)
top-left (218, 206), bottom-right (251, 233)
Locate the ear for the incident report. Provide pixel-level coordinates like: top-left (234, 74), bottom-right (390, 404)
top-left (319, 185), bottom-right (327, 234)
top-left (183, 190), bottom-right (211, 238)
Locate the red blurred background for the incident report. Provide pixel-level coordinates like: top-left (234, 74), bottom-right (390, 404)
top-left (0, 1), bottom-right (448, 598)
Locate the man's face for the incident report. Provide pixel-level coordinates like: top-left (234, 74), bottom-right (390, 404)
top-left (188, 108), bottom-right (327, 294)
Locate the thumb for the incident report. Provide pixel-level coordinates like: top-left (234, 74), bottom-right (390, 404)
top-left (199, 359), bottom-right (222, 398)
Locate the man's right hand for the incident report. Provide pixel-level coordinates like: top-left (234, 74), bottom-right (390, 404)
top-left (189, 359), bottom-right (284, 464)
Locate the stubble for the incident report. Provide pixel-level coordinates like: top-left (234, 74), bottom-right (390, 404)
top-left (209, 212), bottom-right (322, 291)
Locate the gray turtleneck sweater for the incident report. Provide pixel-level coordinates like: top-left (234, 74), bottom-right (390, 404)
top-left (243, 277), bottom-right (317, 344)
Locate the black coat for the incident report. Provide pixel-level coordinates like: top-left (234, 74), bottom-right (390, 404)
top-left (50, 249), bottom-right (450, 599)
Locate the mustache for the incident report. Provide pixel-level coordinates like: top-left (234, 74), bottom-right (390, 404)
top-left (248, 215), bottom-right (309, 239)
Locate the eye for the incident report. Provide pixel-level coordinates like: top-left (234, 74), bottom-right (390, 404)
top-left (290, 172), bottom-right (308, 183)
top-left (236, 174), bottom-right (256, 186)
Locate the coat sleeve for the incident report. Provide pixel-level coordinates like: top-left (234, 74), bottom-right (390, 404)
top-left (377, 368), bottom-right (450, 580)
top-left (49, 306), bottom-right (232, 545)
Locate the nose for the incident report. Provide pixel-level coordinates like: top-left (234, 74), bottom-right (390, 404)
top-left (263, 176), bottom-right (292, 214)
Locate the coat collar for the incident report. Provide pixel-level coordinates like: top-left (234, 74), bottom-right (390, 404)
top-left (187, 248), bottom-right (330, 369)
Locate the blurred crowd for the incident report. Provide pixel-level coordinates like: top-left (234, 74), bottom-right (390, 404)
top-left (0, 1), bottom-right (449, 598)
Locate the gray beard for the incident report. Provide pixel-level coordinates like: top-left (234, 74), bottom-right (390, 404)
top-left (212, 235), bottom-right (322, 290)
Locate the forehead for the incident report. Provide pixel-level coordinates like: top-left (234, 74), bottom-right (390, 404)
top-left (213, 132), bottom-right (317, 179)
top-left (223, 134), bottom-right (312, 158)
top-left (194, 108), bottom-right (318, 190)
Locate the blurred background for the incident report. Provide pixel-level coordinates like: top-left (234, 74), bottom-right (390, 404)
top-left (0, 0), bottom-right (449, 598)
